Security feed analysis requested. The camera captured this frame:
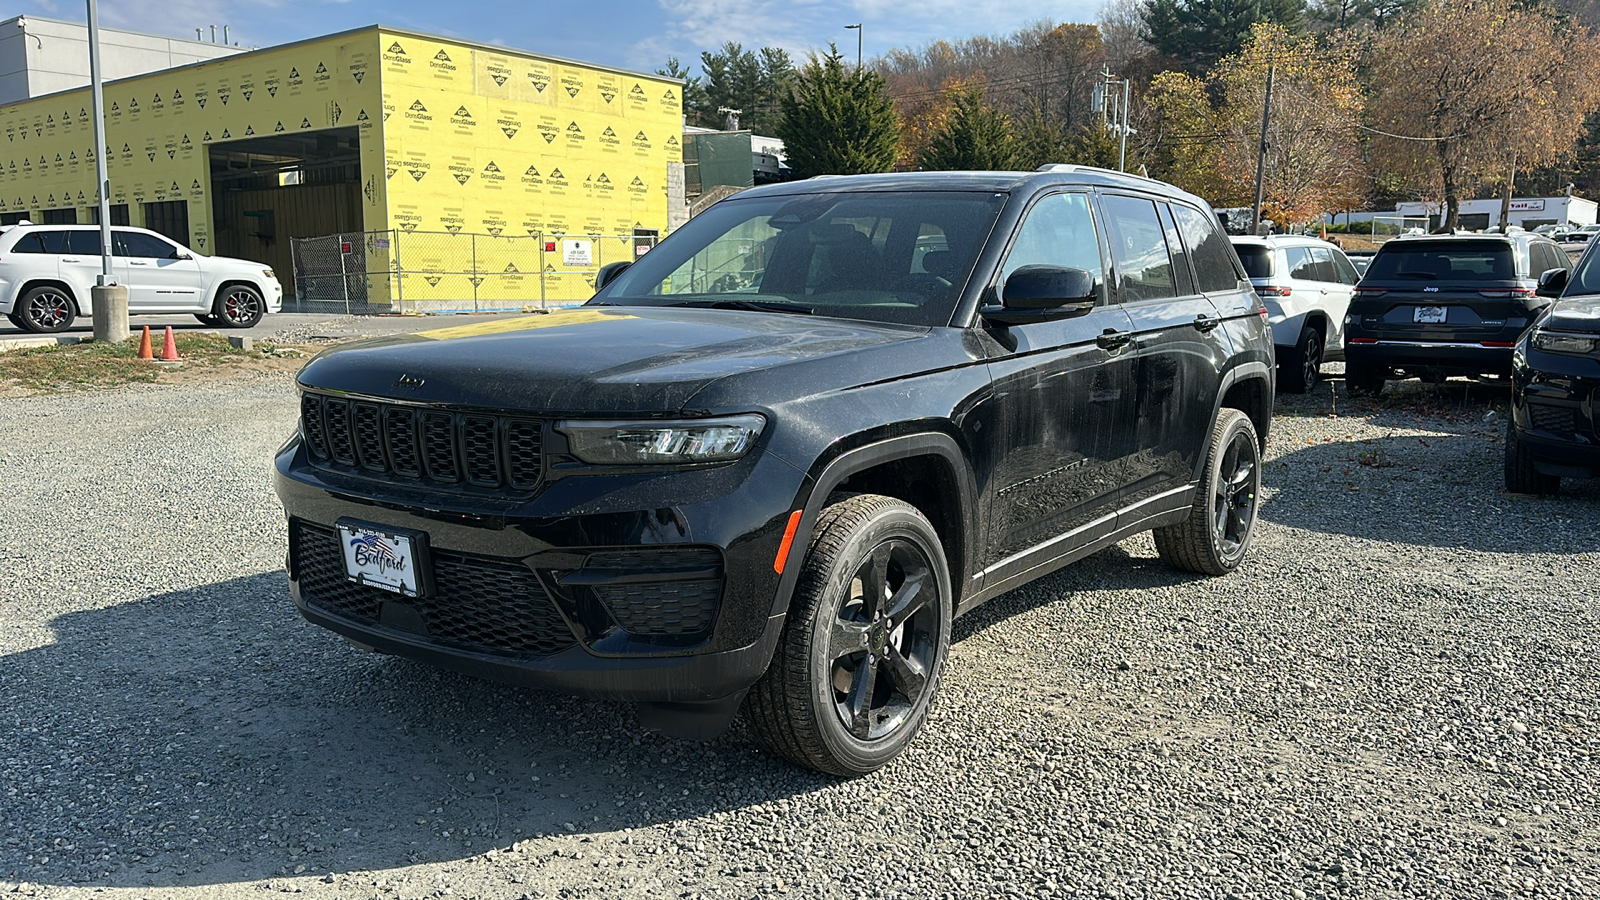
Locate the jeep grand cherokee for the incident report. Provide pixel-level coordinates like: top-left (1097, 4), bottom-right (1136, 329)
top-left (273, 167), bottom-right (1275, 775)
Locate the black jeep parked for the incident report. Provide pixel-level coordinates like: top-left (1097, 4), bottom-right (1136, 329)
top-left (273, 167), bottom-right (1276, 775)
top-left (1343, 232), bottom-right (1570, 395)
top-left (1504, 248), bottom-right (1600, 495)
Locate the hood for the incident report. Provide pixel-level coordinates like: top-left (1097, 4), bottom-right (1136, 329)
top-left (295, 306), bottom-right (933, 414)
top-left (1547, 294), bottom-right (1600, 335)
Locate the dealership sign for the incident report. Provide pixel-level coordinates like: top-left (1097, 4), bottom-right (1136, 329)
top-left (1509, 199), bottom-right (1547, 211)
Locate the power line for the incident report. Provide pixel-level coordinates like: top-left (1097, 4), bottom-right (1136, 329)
top-left (1271, 80), bottom-right (1467, 142)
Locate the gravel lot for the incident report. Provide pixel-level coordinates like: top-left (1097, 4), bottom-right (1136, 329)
top-left (1, 367), bottom-right (1596, 899)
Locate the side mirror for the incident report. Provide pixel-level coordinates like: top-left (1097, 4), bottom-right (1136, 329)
top-left (981, 265), bottom-right (1097, 326)
top-left (595, 261), bottom-right (631, 291)
top-left (1537, 267), bottom-right (1569, 297)
top-left (175, 251), bottom-right (193, 261)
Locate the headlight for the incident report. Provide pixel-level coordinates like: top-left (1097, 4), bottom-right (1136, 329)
top-left (262, 268), bottom-right (276, 279)
top-left (558, 414), bottom-right (766, 465)
top-left (1531, 328), bottom-right (1597, 355)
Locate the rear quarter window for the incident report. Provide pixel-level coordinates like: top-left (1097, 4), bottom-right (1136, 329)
top-left (1234, 244), bottom-right (1273, 279)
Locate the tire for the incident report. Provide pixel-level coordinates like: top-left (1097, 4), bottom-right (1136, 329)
top-left (1155, 409), bottom-right (1262, 576)
top-left (1346, 363), bottom-right (1386, 398)
top-left (194, 313), bottom-right (221, 325)
top-left (6, 311), bottom-right (24, 330)
top-left (14, 285), bottom-right (76, 334)
top-left (213, 284), bottom-right (265, 328)
top-left (744, 494), bottom-right (952, 776)
top-left (1504, 429), bottom-right (1559, 496)
top-left (1278, 326), bottom-right (1323, 394)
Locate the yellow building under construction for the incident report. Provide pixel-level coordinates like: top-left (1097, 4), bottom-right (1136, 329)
top-left (0, 25), bottom-right (684, 308)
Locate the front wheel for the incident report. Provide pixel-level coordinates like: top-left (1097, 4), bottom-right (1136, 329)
top-left (1504, 429), bottom-right (1559, 496)
top-left (1155, 409), bottom-right (1262, 576)
top-left (744, 494), bottom-right (952, 776)
top-left (214, 285), bottom-right (264, 328)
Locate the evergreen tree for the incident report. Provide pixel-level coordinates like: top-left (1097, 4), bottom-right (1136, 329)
top-left (777, 45), bottom-right (901, 178)
top-left (1143, 0), bottom-right (1306, 72)
top-left (1015, 111), bottom-right (1072, 170)
top-left (920, 89), bottom-right (1021, 171)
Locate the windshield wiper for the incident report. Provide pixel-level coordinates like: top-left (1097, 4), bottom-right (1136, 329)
top-left (664, 298), bottom-right (815, 315)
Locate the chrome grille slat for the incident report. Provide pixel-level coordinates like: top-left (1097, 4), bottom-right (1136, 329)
top-left (298, 392), bottom-right (543, 492)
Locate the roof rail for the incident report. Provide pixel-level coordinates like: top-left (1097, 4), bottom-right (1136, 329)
top-left (1034, 163), bottom-right (1164, 185)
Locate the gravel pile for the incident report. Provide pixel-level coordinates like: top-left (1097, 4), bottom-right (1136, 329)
top-left (0, 372), bottom-right (1596, 899)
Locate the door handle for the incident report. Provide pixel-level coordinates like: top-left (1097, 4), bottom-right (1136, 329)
top-left (62, 257), bottom-right (81, 263)
top-left (129, 261), bottom-right (149, 266)
top-left (1096, 328), bottom-right (1133, 351)
top-left (1192, 315), bottom-right (1221, 333)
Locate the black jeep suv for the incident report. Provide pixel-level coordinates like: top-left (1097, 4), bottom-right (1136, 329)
top-left (273, 167), bottom-right (1275, 775)
top-left (1504, 245), bottom-right (1600, 495)
top-left (1344, 232), bottom-right (1569, 394)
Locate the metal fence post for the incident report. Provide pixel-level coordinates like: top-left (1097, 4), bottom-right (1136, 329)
top-left (472, 232), bottom-right (479, 312)
top-left (539, 235), bottom-right (547, 309)
top-left (338, 237), bottom-right (351, 315)
top-left (392, 229), bottom-right (403, 312)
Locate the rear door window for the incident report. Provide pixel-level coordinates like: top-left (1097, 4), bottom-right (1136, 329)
top-left (1175, 205), bottom-right (1245, 291)
top-left (1099, 193), bottom-right (1176, 303)
top-left (66, 231), bottom-right (104, 255)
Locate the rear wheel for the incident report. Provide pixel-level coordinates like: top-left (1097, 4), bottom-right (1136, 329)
top-left (1279, 325), bottom-right (1324, 394)
top-left (1155, 409), bottom-right (1261, 576)
top-left (14, 286), bottom-right (76, 333)
top-left (1504, 430), bottom-right (1559, 496)
top-left (1346, 363), bottom-right (1386, 398)
top-left (745, 494), bottom-right (951, 776)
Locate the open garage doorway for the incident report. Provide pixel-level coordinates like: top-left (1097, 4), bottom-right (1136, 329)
top-left (209, 127), bottom-right (363, 299)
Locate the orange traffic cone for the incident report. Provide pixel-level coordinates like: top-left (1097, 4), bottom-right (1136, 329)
top-left (160, 326), bottom-right (180, 361)
top-left (136, 326), bottom-right (153, 360)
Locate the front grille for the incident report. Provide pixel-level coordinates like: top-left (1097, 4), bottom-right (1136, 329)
top-left (292, 521), bottom-right (575, 658)
top-left (1528, 403), bottom-right (1579, 437)
top-left (300, 392), bottom-right (543, 492)
top-left (580, 548), bottom-right (724, 637)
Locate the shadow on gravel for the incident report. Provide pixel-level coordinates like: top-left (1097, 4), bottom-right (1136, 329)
top-left (1262, 380), bottom-right (1600, 553)
top-left (0, 573), bottom-right (834, 890)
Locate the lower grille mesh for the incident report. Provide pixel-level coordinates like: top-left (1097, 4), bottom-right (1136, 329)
top-left (292, 521), bottom-right (575, 658)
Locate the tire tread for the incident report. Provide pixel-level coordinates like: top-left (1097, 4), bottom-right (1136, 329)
top-left (1154, 409), bottom-right (1258, 577)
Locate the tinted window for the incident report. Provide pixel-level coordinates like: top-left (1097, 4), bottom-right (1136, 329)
top-left (1310, 247), bottom-right (1339, 282)
top-left (115, 230), bottom-right (178, 259)
top-left (12, 230), bottom-right (70, 253)
top-left (1330, 249), bottom-right (1359, 285)
top-left (1285, 246), bottom-right (1318, 281)
top-left (1364, 242), bottom-right (1515, 281)
top-left (1234, 244), bottom-right (1273, 279)
top-left (1176, 204), bottom-right (1244, 292)
top-left (1099, 194), bottom-right (1175, 303)
top-left (1158, 204), bottom-right (1195, 296)
top-left (66, 230), bottom-right (105, 255)
top-left (597, 190), bottom-right (1006, 327)
top-left (1563, 243), bottom-right (1600, 294)
top-left (1000, 192), bottom-right (1105, 302)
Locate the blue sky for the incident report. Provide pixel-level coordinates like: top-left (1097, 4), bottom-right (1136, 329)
top-left (18, 0), bottom-right (1105, 76)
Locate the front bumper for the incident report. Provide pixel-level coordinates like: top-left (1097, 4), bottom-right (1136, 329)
top-left (273, 437), bottom-right (810, 704)
top-left (1511, 346), bottom-right (1600, 477)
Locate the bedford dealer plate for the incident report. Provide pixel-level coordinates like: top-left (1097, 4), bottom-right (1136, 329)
top-left (1414, 305), bottom-right (1448, 324)
top-left (337, 521), bottom-right (422, 596)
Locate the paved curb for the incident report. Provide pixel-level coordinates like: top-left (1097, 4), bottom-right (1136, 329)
top-left (0, 334), bottom-right (88, 353)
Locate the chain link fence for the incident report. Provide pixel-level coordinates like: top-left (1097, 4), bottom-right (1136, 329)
top-left (289, 230), bottom-right (656, 314)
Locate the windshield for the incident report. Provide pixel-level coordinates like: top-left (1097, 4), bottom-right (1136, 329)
top-left (1566, 242), bottom-right (1600, 295)
top-left (1364, 241), bottom-right (1517, 281)
top-left (593, 190), bottom-right (1006, 327)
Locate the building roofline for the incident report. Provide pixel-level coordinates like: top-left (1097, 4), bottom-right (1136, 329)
top-left (3, 22), bottom-right (680, 108)
top-left (2, 14), bottom-right (246, 52)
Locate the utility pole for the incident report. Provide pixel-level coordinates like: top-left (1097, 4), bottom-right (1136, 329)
top-left (1251, 61), bottom-right (1276, 236)
top-left (87, 0), bottom-right (126, 343)
top-left (1094, 68), bottom-right (1135, 173)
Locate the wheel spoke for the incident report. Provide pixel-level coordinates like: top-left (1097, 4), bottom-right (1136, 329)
top-left (857, 544), bottom-right (892, 618)
top-left (827, 616), bottom-right (870, 664)
top-left (844, 656), bottom-right (879, 738)
top-left (882, 643), bottom-right (927, 701)
top-left (882, 569), bottom-right (929, 630)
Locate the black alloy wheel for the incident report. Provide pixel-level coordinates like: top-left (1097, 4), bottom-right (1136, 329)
top-left (1155, 409), bottom-right (1262, 576)
top-left (1280, 325), bottom-right (1323, 394)
top-left (745, 494), bottom-right (952, 776)
top-left (16, 286), bottom-right (76, 333)
top-left (215, 285), bottom-right (265, 328)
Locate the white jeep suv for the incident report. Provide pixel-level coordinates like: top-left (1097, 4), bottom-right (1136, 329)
top-left (0, 223), bottom-right (283, 333)
top-left (1230, 235), bottom-right (1360, 393)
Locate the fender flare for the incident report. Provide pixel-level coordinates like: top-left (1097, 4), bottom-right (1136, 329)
top-left (1212, 360), bottom-right (1274, 452)
top-left (765, 431), bottom-right (981, 620)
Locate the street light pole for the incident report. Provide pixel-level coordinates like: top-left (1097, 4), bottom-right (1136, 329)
top-left (845, 24), bottom-right (861, 70)
top-left (86, 0), bottom-right (127, 343)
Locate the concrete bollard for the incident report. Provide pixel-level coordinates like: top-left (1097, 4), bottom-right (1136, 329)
top-left (90, 284), bottom-right (130, 344)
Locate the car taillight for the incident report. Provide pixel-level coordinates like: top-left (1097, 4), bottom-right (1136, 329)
top-left (1353, 287), bottom-right (1387, 298)
top-left (1477, 288), bottom-right (1536, 298)
top-left (1255, 285), bottom-right (1292, 296)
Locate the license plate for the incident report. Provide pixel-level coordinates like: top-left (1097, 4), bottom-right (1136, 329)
top-left (1414, 306), bottom-right (1447, 324)
top-left (337, 521), bottom-right (422, 596)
